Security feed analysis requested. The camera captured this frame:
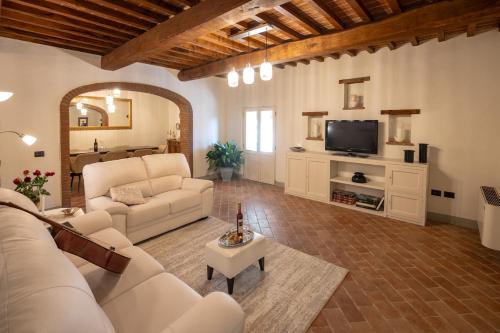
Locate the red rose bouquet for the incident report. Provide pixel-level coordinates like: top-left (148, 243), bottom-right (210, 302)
top-left (13, 169), bottom-right (55, 204)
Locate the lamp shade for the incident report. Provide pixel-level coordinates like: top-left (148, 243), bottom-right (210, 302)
top-left (108, 104), bottom-right (116, 113)
top-left (76, 102), bottom-right (83, 110)
top-left (105, 95), bottom-right (114, 105)
top-left (227, 69), bottom-right (239, 87)
top-left (80, 108), bottom-right (88, 116)
top-left (243, 64), bottom-right (255, 85)
top-left (0, 92), bottom-right (13, 102)
top-left (260, 61), bottom-right (273, 81)
top-left (21, 134), bottom-right (37, 146)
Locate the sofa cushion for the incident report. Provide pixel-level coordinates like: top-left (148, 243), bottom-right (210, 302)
top-left (83, 157), bottom-right (152, 199)
top-left (127, 196), bottom-right (171, 228)
top-left (103, 273), bottom-right (202, 333)
top-left (110, 186), bottom-right (146, 205)
top-left (149, 175), bottom-right (183, 196)
top-left (0, 204), bottom-right (114, 333)
top-left (142, 153), bottom-right (191, 179)
top-left (155, 190), bottom-right (202, 214)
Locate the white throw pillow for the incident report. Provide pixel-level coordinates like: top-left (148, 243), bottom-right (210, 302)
top-left (109, 187), bottom-right (145, 205)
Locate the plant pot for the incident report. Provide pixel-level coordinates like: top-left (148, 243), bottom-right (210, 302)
top-left (220, 167), bottom-right (234, 182)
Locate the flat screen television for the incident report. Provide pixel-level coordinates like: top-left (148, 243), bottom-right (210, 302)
top-left (325, 120), bottom-right (378, 155)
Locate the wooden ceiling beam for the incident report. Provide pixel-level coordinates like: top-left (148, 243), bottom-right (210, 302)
top-left (178, 0), bottom-right (499, 81)
top-left (0, 26), bottom-right (109, 53)
top-left (274, 3), bottom-right (326, 35)
top-left (329, 53), bottom-right (339, 59)
top-left (387, 41), bottom-right (397, 50)
top-left (189, 38), bottom-right (238, 56)
top-left (0, 18), bottom-right (117, 49)
top-left (344, 0), bottom-right (372, 22)
top-left (410, 36), bottom-right (419, 46)
top-left (467, 23), bottom-right (477, 37)
top-left (366, 46), bottom-right (376, 53)
top-left (1, 7), bottom-right (123, 45)
top-left (123, 0), bottom-right (182, 16)
top-left (313, 56), bottom-right (324, 62)
top-left (42, 0), bottom-right (153, 30)
top-left (84, 0), bottom-right (167, 24)
top-left (204, 33), bottom-right (248, 52)
top-left (0, 29), bottom-right (105, 55)
top-left (298, 59), bottom-right (310, 65)
top-left (101, 0), bottom-right (289, 70)
top-left (1, 4), bottom-right (129, 42)
top-left (382, 0), bottom-right (402, 15)
top-left (345, 49), bottom-right (357, 56)
top-left (437, 30), bottom-right (446, 42)
top-left (8, 0), bottom-right (140, 37)
top-left (308, 0), bottom-right (344, 30)
top-left (256, 12), bottom-right (305, 40)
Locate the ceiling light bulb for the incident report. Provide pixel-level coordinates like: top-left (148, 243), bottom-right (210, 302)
top-left (76, 102), bottom-right (83, 110)
top-left (243, 64), bottom-right (255, 85)
top-left (80, 108), bottom-right (88, 116)
top-left (227, 68), bottom-right (239, 88)
top-left (108, 104), bottom-right (116, 113)
top-left (105, 95), bottom-right (114, 105)
top-left (21, 134), bottom-right (37, 146)
top-left (113, 88), bottom-right (121, 97)
top-left (0, 92), bottom-right (14, 102)
top-left (260, 61), bottom-right (273, 81)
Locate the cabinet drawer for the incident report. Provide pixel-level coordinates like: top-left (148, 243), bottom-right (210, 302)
top-left (387, 166), bottom-right (425, 196)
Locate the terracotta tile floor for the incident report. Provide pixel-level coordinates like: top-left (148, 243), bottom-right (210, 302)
top-left (71, 179), bottom-right (500, 332)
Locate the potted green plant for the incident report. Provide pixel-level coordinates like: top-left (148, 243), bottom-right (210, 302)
top-left (206, 141), bottom-right (243, 182)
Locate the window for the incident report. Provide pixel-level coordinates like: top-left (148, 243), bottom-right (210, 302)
top-left (244, 109), bottom-right (275, 153)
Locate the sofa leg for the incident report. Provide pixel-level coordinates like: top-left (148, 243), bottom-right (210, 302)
top-left (207, 265), bottom-right (214, 280)
top-left (70, 175), bottom-right (74, 191)
top-left (226, 277), bottom-right (234, 295)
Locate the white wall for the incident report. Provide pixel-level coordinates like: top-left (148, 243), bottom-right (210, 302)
top-left (70, 90), bottom-right (178, 150)
top-left (0, 37), bottom-right (224, 208)
top-left (219, 31), bottom-right (500, 221)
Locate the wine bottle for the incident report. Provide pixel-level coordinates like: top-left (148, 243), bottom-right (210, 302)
top-left (236, 203), bottom-right (243, 242)
top-left (93, 138), bottom-right (98, 152)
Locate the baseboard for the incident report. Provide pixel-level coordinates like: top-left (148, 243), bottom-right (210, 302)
top-left (427, 212), bottom-right (478, 230)
top-left (274, 181), bottom-right (284, 188)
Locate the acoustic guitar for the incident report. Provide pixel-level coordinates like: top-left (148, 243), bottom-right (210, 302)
top-left (0, 201), bottom-right (131, 274)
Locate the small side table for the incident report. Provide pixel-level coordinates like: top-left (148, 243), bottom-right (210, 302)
top-left (43, 207), bottom-right (84, 223)
top-left (204, 232), bottom-right (267, 295)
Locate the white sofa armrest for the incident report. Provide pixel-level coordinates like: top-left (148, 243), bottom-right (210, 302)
top-left (87, 196), bottom-right (129, 215)
top-left (181, 178), bottom-right (213, 193)
top-left (69, 210), bottom-right (113, 236)
top-left (165, 292), bottom-right (244, 333)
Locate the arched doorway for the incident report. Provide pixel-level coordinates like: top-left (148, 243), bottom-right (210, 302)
top-left (60, 82), bottom-right (193, 207)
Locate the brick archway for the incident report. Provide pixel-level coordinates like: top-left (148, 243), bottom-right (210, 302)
top-left (60, 82), bottom-right (193, 207)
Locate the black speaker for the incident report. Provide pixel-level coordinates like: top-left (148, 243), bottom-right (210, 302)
top-left (419, 143), bottom-right (428, 163)
top-left (404, 150), bottom-right (415, 163)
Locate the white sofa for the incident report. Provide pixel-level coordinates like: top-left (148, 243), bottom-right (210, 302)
top-left (83, 154), bottom-right (213, 243)
top-left (0, 188), bottom-right (244, 333)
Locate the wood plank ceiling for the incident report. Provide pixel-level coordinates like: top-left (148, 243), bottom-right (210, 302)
top-left (0, 0), bottom-right (498, 80)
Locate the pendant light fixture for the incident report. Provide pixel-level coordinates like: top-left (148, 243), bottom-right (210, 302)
top-left (242, 32), bottom-right (255, 85)
top-left (80, 108), bottom-right (88, 116)
top-left (260, 27), bottom-right (273, 81)
top-left (76, 102), bottom-right (83, 110)
top-left (227, 68), bottom-right (239, 87)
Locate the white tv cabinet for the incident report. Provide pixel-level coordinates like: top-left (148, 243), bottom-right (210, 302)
top-left (285, 151), bottom-right (429, 225)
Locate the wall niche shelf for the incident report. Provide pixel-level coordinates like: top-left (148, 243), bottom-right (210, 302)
top-left (339, 76), bottom-right (370, 110)
top-left (302, 111), bottom-right (328, 141)
top-left (381, 109), bottom-right (421, 146)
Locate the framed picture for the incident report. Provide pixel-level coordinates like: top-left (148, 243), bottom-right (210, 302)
top-left (78, 117), bottom-right (88, 127)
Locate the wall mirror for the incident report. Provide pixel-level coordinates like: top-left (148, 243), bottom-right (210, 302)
top-left (70, 95), bottom-right (132, 130)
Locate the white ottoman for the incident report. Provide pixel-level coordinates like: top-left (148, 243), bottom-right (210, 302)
top-left (205, 232), bottom-right (267, 294)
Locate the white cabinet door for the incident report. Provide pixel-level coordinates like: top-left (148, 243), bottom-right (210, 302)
top-left (386, 165), bottom-right (427, 225)
top-left (306, 158), bottom-right (329, 201)
top-left (387, 165), bottom-right (424, 196)
top-left (286, 156), bottom-right (307, 195)
top-left (386, 192), bottom-right (425, 225)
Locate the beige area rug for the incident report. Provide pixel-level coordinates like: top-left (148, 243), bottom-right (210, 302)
top-left (139, 217), bottom-right (348, 333)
